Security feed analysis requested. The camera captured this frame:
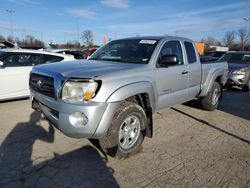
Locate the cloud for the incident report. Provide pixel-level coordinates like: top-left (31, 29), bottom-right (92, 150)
top-left (162, 1), bottom-right (249, 19)
top-left (66, 8), bottom-right (97, 19)
top-left (7, 0), bottom-right (40, 6)
top-left (105, 9), bottom-right (247, 40)
top-left (103, 1), bottom-right (249, 40)
top-left (0, 21), bottom-right (9, 29)
top-left (0, 20), bottom-right (42, 35)
top-left (100, 0), bottom-right (129, 8)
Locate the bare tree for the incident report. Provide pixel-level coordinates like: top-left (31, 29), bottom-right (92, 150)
top-left (238, 27), bottom-right (250, 51)
top-left (17, 35), bottom-right (44, 48)
top-left (223, 31), bottom-right (235, 49)
top-left (81, 30), bottom-right (93, 47)
top-left (0, 34), bottom-right (5, 41)
top-left (25, 35), bottom-right (35, 44)
top-left (7, 36), bottom-right (14, 43)
top-left (204, 36), bottom-right (221, 46)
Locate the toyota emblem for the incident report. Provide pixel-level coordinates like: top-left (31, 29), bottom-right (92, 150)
top-left (37, 80), bottom-right (42, 88)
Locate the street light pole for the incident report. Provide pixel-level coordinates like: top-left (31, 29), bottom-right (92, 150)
top-left (6, 9), bottom-right (15, 39)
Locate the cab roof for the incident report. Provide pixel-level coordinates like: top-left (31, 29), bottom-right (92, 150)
top-left (116, 36), bottom-right (193, 42)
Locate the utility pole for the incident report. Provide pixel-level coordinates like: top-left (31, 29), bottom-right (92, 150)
top-left (6, 9), bottom-right (15, 39)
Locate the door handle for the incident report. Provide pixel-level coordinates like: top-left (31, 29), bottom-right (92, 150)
top-left (182, 70), bottom-right (188, 75)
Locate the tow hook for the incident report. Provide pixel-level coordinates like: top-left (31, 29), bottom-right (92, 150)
top-left (32, 98), bottom-right (41, 112)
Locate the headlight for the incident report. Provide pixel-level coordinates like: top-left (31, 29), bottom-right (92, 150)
top-left (232, 68), bottom-right (247, 75)
top-left (61, 79), bottom-right (98, 103)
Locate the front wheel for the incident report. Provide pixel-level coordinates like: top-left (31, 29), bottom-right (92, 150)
top-left (99, 101), bottom-right (147, 158)
top-left (200, 82), bottom-right (221, 111)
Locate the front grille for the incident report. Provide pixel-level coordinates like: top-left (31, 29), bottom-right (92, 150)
top-left (30, 73), bottom-right (55, 98)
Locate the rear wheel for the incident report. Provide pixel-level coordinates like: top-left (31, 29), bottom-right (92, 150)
top-left (200, 82), bottom-right (221, 111)
top-left (99, 101), bottom-right (147, 158)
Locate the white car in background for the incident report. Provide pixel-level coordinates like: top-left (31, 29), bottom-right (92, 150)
top-left (0, 49), bottom-right (75, 101)
top-left (48, 49), bottom-right (87, 59)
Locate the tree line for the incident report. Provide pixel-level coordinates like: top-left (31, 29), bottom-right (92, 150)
top-left (0, 29), bottom-right (97, 49)
top-left (1, 28), bottom-right (250, 51)
top-left (0, 34), bottom-right (45, 48)
top-left (201, 27), bottom-right (250, 51)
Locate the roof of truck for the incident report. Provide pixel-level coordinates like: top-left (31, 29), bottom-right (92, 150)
top-left (116, 36), bottom-right (193, 42)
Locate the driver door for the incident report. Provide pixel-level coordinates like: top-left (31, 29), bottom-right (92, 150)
top-left (155, 40), bottom-right (189, 110)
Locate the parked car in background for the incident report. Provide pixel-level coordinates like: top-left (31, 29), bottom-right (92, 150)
top-left (84, 48), bottom-right (97, 58)
top-left (202, 51), bottom-right (226, 62)
top-left (0, 49), bottom-right (75, 101)
top-left (219, 51), bottom-right (250, 91)
top-left (200, 55), bottom-right (213, 63)
top-left (49, 49), bottom-right (87, 59)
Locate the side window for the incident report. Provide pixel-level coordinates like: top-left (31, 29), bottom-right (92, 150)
top-left (2, 53), bottom-right (18, 67)
top-left (2, 53), bottom-right (41, 67)
top-left (184, 42), bottom-right (197, 63)
top-left (44, 55), bottom-right (64, 63)
top-left (158, 41), bottom-right (183, 67)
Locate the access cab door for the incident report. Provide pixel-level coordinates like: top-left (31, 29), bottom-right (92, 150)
top-left (183, 41), bottom-right (202, 98)
top-left (0, 53), bottom-right (42, 100)
top-left (155, 40), bottom-right (190, 110)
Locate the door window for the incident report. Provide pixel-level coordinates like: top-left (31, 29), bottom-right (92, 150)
top-left (184, 42), bottom-right (197, 64)
top-left (44, 55), bottom-right (64, 63)
top-left (2, 53), bottom-right (42, 67)
top-left (158, 41), bottom-right (183, 67)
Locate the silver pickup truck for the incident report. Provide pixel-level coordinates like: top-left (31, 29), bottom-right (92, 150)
top-left (30, 36), bottom-right (228, 158)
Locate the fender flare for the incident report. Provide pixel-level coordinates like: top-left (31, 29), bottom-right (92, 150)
top-left (106, 81), bottom-right (156, 138)
top-left (106, 81), bottom-right (156, 112)
top-left (200, 70), bottom-right (224, 97)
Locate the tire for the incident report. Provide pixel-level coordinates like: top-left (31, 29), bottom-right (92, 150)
top-left (200, 82), bottom-right (221, 111)
top-left (242, 85), bottom-right (249, 92)
top-left (99, 101), bottom-right (147, 159)
top-left (225, 84), bottom-right (232, 90)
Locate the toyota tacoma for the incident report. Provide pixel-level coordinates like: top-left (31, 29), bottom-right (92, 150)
top-left (30, 36), bottom-right (228, 158)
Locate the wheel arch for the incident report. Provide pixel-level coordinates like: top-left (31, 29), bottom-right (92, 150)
top-left (106, 82), bottom-right (155, 138)
top-left (200, 73), bottom-right (224, 98)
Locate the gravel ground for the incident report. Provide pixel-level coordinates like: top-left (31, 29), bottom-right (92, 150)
top-left (0, 89), bottom-right (249, 188)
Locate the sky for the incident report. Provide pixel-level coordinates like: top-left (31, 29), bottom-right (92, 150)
top-left (0, 0), bottom-right (250, 45)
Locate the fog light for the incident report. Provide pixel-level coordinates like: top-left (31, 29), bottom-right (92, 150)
top-left (69, 112), bottom-right (88, 128)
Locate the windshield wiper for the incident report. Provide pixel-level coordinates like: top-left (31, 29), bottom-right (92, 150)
top-left (88, 58), bottom-right (100, 60)
top-left (102, 58), bottom-right (127, 62)
top-left (89, 58), bottom-right (131, 63)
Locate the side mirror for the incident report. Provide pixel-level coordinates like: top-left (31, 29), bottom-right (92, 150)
top-left (0, 61), bottom-right (4, 68)
top-left (159, 55), bottom-right (178, 67)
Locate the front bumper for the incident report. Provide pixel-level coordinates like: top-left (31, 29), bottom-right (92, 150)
top-left (31, 90), bottom-right (119, 139)
top-left (227, 73), bottom-right (249, 87)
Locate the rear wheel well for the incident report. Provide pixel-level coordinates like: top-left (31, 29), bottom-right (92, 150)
top-left (215, 76), bottom-right (223, 99)
top-left (125, 94), bottom-right (153, 138)
top-left (215, 76), bottom-right (222, 84)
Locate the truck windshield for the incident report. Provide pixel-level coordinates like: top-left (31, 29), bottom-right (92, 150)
top-left (89, 39), bottom-right (159, 64)
top-left (220, 53), bottom-right (250, 64)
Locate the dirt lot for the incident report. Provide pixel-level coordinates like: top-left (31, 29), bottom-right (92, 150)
top-left (0, 89), bottom-right (249, 188)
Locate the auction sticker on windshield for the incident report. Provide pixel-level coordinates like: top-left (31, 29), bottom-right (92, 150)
top-left (139, 40), bottom-right (157, 44)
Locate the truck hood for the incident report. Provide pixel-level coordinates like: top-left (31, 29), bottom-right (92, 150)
top-left (34, 60), bottom-right (143, 78)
